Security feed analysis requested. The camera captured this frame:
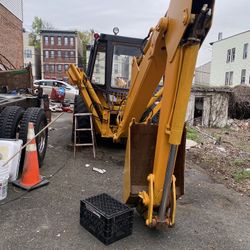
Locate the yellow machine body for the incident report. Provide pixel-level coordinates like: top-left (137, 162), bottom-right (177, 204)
top-left (68, 0), bottom-right (215, 227)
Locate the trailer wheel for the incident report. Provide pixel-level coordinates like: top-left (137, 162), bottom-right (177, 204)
top-left (19, 107), bottom-right (48, 167)
top-left (72, 95), bottom-right (91, 143)
top-left (0, 106), bottom-right (24, 139)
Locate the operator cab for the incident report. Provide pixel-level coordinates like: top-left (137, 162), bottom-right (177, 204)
top-left (87, 34), bottom-right (144, 95)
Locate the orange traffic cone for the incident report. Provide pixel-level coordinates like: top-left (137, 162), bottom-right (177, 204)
top-left (13, 122), bottom-right (49, 190)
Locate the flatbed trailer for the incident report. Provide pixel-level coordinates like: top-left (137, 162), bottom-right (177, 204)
top-left (0, 67), bottom-right (49, 170)
top-left (0, 94), bottom-right (40, 110)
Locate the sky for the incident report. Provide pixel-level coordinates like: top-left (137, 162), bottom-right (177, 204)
top-left (23, 0), bottom-right (250, 66)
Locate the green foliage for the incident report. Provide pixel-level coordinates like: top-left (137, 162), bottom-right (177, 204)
top-left (78, 30), bottom-right (94, 71)
top-left (78, 30), bottom-right (94, 44)
top-left (232, 158), bottom-right (249, 167)
top-left (186, 126), bottom-right (199, 141)
top-left (233, 170), bottom-right (250, 182)
top-left (29, 16), bottom-right (54, 49)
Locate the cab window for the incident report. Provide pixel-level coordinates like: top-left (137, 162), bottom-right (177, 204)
top-left (111, 45), bottom-right (141, 89)
top-left (92, 43), bottom-right (106, 85)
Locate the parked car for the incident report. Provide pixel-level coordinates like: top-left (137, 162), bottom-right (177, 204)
top-left (33, 79), bottom-right (79, 102)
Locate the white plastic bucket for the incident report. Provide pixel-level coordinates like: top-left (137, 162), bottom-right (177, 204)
top-left (0, 166), bottom-right (9, 200)
top-left (0, 139), bottom-right (23, 182)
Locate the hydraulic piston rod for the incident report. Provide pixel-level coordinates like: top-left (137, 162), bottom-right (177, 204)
top-left (158, 145), bottom-right (177, 222)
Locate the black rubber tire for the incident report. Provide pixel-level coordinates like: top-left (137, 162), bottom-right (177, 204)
top-left (72, 95), bottom-right (91, 143)
top-left (19, 107), bottom-right (48, 167)
top-left (0, 106), bottom-right (24, 139)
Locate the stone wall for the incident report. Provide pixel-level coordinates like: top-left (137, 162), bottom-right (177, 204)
top-left (186, 88), bottom-right (230, 128)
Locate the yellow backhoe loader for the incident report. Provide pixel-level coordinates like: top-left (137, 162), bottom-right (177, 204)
top-left (68, 0), bottom-right (215, 227)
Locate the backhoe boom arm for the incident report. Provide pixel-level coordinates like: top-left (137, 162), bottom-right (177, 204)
top-left (119, 0), bottom-right (215, 227)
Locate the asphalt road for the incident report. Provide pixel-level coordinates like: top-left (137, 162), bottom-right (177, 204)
top-left (0, 113), bottom-right (249, 250)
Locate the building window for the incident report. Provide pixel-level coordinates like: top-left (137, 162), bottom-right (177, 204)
top-left (226, 48), bottom-right (236, 63)
top-left (225, 71), bottom-right (233, 85)
top-left (44, 36), bottom-right (49, 46)
top-left (241, 69), bottom-right (246, 84)
top-left (70, 37), bottom-right (74, 46)
top-left (226, 49), bottom-right (231, 63)
top-left (58, 36), bottom-right (62, 46)
top-left (51, 36), bottom-right (54, 45)
top-left (95, 77), bottom-right (100, 83)
top-left (64, 64), bottom-right (69, 71)
top-left (64, 51), bottom-right (69, 58)
top-left (45, 51), bottom-right (49, 59)
top-left (70, 51), bottom-right (75, 58)
top-left (50, 65), bottom-right (55, 72)
top-left (24, 49), bottom-right (32, 58)
top-left (58, 64), bottom-right (62, 72)
top-left (95, 64), bottom-right (100, 73)
top-left (50, 51), bottom-right (55, 58)
top-left (114, 64), bottom-right (118, 74)
top-left (229, 71), bottom-right (233, 85)
top-left (243, 43), bottom-right (248, 59)
top-left (44, 64), bottom-right (49, 72)
top-left (225, 72), bottom-right (229, 85)
top-left (57, 51), bottom-right (62, 58)
top-left (231, 48), bottom-right (236, 62)
top-left (64, 37), bottom-right (69, 46)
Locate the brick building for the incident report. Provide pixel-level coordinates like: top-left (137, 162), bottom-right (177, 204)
top-left (0, 0), bottom-right (23, 69)
top-left (40, 30), bottom-right (83, 80)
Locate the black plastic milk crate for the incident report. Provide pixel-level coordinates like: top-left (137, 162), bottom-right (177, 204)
top-left (80, 193), bottom-right (134, 245)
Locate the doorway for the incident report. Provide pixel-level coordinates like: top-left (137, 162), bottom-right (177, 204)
top-left (194, 97), bottom-right (204, 126)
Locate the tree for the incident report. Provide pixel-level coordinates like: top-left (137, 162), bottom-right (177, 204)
top-left (78, 30), bottom-right (94, 71)
top-left (29, 17), bottom-right (54, 49)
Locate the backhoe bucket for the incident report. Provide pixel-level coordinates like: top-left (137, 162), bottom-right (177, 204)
top-left (123, 121), bottom-right (186, 206)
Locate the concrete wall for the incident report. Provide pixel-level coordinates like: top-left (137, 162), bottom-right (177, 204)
top-left (186, 94), bottom-right (195, 124)
top-left (210, 93), bottom-right (229, 127)
top-left (186, 89), bottom-right (229, 128)
top-left (0, 4), bottom-right (23, 68)
top-left (194, 62), bottom-right (211, 86)
top-left (210, 31), bottom-right (250, 87)
top-left (194, 62), bottom-right (211, 85)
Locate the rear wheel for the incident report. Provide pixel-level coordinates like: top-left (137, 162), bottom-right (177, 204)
top-left (0, 106), bottom-right (24, 139)
top-left (19, 108), bottom-right (48, 167)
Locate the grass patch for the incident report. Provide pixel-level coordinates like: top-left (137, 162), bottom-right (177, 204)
top-left (232, 158), bottom-right (249, 167)
top-left (186, 127), bottom-right (199, 141)
top-left (233, 170), bottom-right (250, 182)
top-left (205, 155), bottom-right (218, 164)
